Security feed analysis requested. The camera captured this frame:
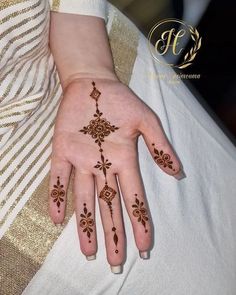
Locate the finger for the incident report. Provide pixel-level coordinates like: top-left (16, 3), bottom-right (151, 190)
top-left (49, 153), bottom-right (72, 224)
top-left (96, 174), bottom-right (125, 271)
top-left (139, 109), bottom-right (185, 179)
top-left (118, 165), bottom-right (152, 259)
top-left (74, 171), bottom-right (97, 260)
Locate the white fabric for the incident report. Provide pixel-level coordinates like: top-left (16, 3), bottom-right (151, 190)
top-left (49, 0), bottom-right (108, 22)
top-left (22, 4), bottom-right (236, 295)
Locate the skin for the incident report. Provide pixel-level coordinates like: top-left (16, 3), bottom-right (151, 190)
top-left (49, 12), bottom-right (183, 270)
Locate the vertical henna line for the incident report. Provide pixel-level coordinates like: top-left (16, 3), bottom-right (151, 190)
top-left (79, 203), bottom-right (94, 243)
top-left (152, 143), bottom-right (176, 172)
top-left (51, 176), bottom-right (65, 213)
top-left (79, 81), bottom-right (120, 254)
top-left (132, 194), bottom-right (149, 233)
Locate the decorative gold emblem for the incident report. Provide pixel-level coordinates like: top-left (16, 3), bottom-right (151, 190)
top-left (148, 18), bottom-right (202, 69)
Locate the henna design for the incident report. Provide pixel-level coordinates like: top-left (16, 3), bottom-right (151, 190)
top-left (132, 194), bottom-right (149, 233)
top-left (79, 81), bottom-right (119, 254)
top-left (51, 176), bottom-right (65, 213)
top-left (80, 203), bottom-right (94, 243)
top-left (152, 143), bottom-right (175, 172)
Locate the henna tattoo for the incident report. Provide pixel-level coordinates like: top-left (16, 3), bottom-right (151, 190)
top-left (132, 194), bottom-right (149, 233)
top-left (51, 176), bottom-right (65, 213)
top-left (152, 143), bottom-right (175, 172)
top-left (79, 81), bottom-right (119, 254)
top-left (80, 203), bottom-right (94, 243)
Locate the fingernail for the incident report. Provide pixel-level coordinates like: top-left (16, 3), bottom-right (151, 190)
top-left (86, 255), bottom-right (96, 261)
top-left (110, 265), bottom-right (122, 274)
top-left (139, 251), bottom-right (149, 259)
top-left (54, 223), bottom-right (61, 227)
top-left (173, 170), bottom-right (186, 180)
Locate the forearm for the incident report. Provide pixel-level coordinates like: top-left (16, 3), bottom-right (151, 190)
top-left (49, 13), bottom-right (118, 90)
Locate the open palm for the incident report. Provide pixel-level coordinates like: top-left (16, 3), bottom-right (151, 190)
top-left (49, 78), bottom-right (182, 270)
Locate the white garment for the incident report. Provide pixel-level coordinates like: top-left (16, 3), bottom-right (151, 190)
top-left (49, 0), bottom-right (108, 21)
top-left (22, 3), bottom-right (236, 295)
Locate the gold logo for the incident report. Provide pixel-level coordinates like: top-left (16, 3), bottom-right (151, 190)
top-left (148, 18), bottom-right (202, 69)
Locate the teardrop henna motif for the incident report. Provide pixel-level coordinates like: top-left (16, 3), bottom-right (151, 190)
top-left (51, 176), bottom-right (65, 213)
top-left (79, 203), bottom-right (94, 243)
top-left (79, 81), bottom-right (119, 254)
top-left (152, 143), bottom-right (176, 172)
top-left (132, 194), bottom-right (149, 233)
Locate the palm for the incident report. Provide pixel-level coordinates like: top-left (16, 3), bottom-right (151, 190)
top-left (49, 78), bottom-right (182, 267)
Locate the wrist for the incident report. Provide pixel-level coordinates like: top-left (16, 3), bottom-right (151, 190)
top-left (62, 70), bottom-right (119, 92)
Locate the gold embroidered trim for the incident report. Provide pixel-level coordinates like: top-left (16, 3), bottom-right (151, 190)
top-left (0, 0), bottom-right (31, 12)
top-left (51, 0), bottom-right (60, 12)
top-left (109, 11), bottom-right (139, 85)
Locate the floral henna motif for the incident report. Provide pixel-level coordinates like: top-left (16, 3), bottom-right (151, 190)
top-left (132, 194), bottom-right (149, 233)
top-left (80, 203), bottom-right (94, 243)
top-left (51, 176), bottom-right (65, 213)
top-left (80, 117), bottom-right (118, 146)
top-left (79, 81), bottom-right (119, 254)
top-left (152, 143), bottom-right (175, 172)
top-left (94, 155), bottom-right (111, 177)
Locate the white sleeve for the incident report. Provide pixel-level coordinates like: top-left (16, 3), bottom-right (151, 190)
top-left (49, 0), bottom-right (108, 22)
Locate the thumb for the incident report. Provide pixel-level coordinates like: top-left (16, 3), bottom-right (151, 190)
top-left (139, 108), bottom-right (185, 180)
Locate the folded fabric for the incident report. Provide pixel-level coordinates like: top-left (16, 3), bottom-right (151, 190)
top-left (49, 0), bottom-right (108, 22)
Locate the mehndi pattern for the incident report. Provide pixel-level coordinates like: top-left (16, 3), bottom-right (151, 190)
top-left (152, 143), bottom-right (176, 172)
top-left (132, 194), bottom-right (149, 233)
top-left (79, 81), bottom-right (119, 254)
top-left (51, 176), bottom-right (65, 213)
top-left (79, 203), bottom-right (94, 243)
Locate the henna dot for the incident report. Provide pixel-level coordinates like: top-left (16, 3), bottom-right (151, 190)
top-left (89, 240), bottom-right (91, 243)
top-left (115, 250), bottom-right (119, 254)
top-left (58, 210), bottom-right (60, 213)
top-left (145, 229), bottom-right (148, 233)
top-left (83, 203), bottom-right (86, 206)
top-left (135, 193), bottom-right (137, 196)
top-left (152, 143), bottom-right (155, 146)
top-left (112, 227), bottom-right (116, 231)
top-left (99, 149), bottom-right (103, 152)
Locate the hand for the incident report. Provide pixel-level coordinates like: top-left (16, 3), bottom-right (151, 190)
top-left (49, 77), bottom-right (183, 273)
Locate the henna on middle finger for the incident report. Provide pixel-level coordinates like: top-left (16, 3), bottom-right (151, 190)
top-left (79, 81), bottom-right (120, 254)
